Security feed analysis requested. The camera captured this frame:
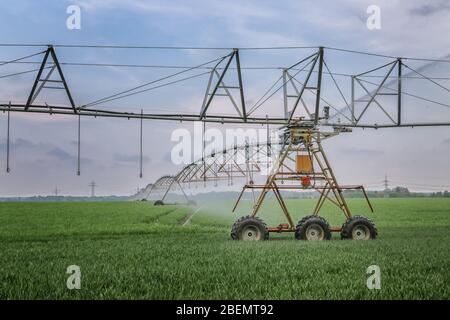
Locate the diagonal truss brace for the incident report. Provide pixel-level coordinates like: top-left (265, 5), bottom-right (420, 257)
top-left (286, 48), bottom-right (324, 123)
top-left (25, 46), bottom-right (77, 113)
top-left (283, 69), bottom-right (313, 119)
top-left (353, 59), bottom-right (402, 125)
top-left (200, 49), bottom-right (246, 121)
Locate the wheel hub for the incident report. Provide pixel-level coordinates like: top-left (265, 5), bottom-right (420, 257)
top-left (352, 224), bottom-right (370, 240)
top-left (305, 224), bottom-right (324, 240)
top-left (241, 226), bottom-right (261, 240)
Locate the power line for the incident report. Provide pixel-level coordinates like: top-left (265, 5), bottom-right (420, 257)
top-left (390, 181), bottom-right (450, 189)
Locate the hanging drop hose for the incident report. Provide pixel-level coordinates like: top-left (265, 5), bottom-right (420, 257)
top-left (6, 103), bottom-right (11, 173)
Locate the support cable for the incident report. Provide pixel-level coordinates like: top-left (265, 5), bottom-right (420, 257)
top-left (82, 54), bottom-right (230, 108)
top-left (402, 63), bottom-right (450, 93)
top-left (4, 59), bottom-right (450, 80)
top-left (323, 60), bottom-right (350, 111)
top-left (325, 46), bottom-right (450, 63)
top-left (247, 56), bottom-right (316, 115)
top-left (0, 43), bottom-right (319, 51)
top-left (87, 71), bottom-right (211, 107)
top-left (0, 66), bottom-right (53, 79)
top-left (358, 78), bottom-right (450, 109)
top-left (290, 76), bottom-right (352, 122)
top-left (1, 44), bottom-right (450, 62)
top-left (0, 51), bottom-right (46, 67)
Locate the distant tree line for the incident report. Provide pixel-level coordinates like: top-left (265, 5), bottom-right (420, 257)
top-left (343, 187), bottom-right (450, 198)
top-left (2, 187), bottom-right (449, 202)
top-left (0, 196), bottom-right (129, 202)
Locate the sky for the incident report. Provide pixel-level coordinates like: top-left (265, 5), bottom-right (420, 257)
top-left (0, 0), bottom-right (450, 196)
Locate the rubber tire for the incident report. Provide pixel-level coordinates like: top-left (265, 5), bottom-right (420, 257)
top-left (341, 215), bottom-right (377, 240)
top-left (231, 216), bottom-right (269, 241)
top-left (154, 200), bottom-right (164, 206)
top-left (295, 215), bottom-right (332, 240)
top-left (187, 200), bottom-right (197, 206)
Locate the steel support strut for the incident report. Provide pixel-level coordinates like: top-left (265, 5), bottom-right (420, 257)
top-left (397, 58), bottom-right (402, 125)
top-left (314, 47), bottom-right (324, 125)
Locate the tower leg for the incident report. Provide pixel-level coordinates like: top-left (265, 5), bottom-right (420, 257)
top-left (232, 127), bottom-right (373, 239)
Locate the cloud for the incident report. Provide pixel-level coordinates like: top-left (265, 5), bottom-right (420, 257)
top-left (78, 0), bottom-right (274, 19)
top-left (2, 0), bottom-right (450, 196)
top-left (76, 0), bottom-right (305, 47)
top-left (46, 147), bottom-right (94, 164)
top-left (46, 147), bottom-right (76, 161)
top-left (163, 151), bottom-right (171, 162)
top-left (0, 139), bottom-right (77, 161)
top-left (69, 140), bottom-right (78, 147)
top-left (113, 153), bottom-right (151, 163)
top-left (410, 1), bottom-right (450, 16)
top-left (340, 147), bottom-right (384, 156)
top-left (0, 138), bottom-right (36, 151)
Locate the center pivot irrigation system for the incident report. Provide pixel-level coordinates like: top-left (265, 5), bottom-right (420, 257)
top-left (1, 44), bottom-right (450, 241)
top-left (139, 139), bottom-right (279, 205)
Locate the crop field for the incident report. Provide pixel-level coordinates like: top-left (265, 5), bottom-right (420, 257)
top-left (0, 198), bottom-right (449, 299)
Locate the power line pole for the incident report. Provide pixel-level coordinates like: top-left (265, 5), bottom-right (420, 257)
top-left (88, 181), bottom-right (97, 197)
top-left (54, 186), bottom-right (59, 197)
top-left (383, 174), bottom-right (390, 190)
top-left (383, 174), bottom-right (391, 198)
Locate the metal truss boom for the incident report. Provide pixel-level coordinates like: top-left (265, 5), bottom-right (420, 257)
top-left (1, 45), bottom-right (450, 137)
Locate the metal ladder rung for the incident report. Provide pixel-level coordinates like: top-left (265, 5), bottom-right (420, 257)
top-left (209, 93), bottom-right (229, 96)
top-left (42, 86), bottom-right (65, 90)
top-left (39, 79), bottom-right (63, 83)
top-left (217, 86), bottom-right (240, 89)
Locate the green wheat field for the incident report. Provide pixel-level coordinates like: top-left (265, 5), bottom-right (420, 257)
top-left (0, 198), bottom-right (449, 299)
